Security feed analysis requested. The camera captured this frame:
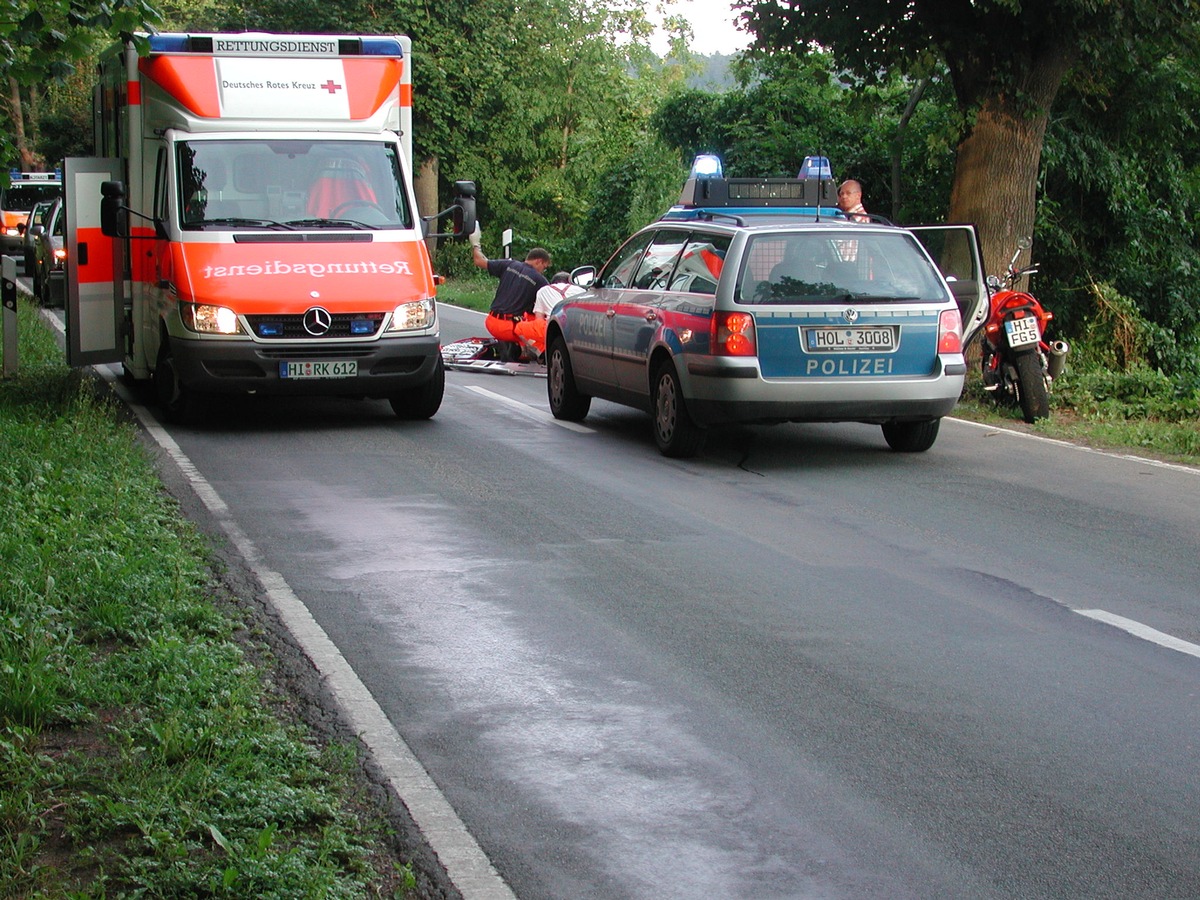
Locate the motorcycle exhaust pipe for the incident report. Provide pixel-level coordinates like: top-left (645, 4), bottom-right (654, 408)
top-left (1047, 340), bottom-right (1070, 380)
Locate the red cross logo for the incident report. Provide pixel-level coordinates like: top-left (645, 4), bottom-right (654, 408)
top-left (321, 80), bottom-right (343, 94)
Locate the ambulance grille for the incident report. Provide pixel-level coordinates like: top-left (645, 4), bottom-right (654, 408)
top-left (245, 314), bottom-right (383, 339)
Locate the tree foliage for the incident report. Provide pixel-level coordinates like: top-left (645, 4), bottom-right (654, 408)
top-left (1, 0), bottom-right (162, 174)
top-left (1035, 35), bottom-right (1200, 378)
top-left (738, 0), bottom-right (1199, 279)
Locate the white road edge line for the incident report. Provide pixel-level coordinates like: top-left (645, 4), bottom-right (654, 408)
top-left (96, 363), bottom-right (518, 900)
top-left (1074, 609), bottom-right (1200, 659)
top-left (949, 416), bottom-right (1200, 476)
top-left (462, 383), bottom-right (594, 433)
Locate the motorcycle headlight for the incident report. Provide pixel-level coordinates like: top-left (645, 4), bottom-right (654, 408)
top-left (387, 298), bottom-right (435, 332)
top-left (180, 302), bottom-right (244, 335)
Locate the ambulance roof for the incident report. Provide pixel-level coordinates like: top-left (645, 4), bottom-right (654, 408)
top-left (146, 33), bottom-right (405, 58)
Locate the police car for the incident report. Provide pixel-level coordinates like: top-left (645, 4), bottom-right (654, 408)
top-left (545, 156), bottom-right (987, 458)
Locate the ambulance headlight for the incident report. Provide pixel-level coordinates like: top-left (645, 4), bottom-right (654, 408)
top-left (690, 153), bottom-right (724, 178)
top-left (388, 298), bottom-right (435, 331)
top-left (180, 302), bottom-right (244, 335)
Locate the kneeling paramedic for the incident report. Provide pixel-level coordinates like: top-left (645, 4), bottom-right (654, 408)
top-left (471, 227), bottom-right (551, 360)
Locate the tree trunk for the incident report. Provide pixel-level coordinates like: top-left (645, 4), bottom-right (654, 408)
top-left (6, 76), bottom-right (35, 170)
top-left (947, 96), bottom-right (1048, 281)
top-left (414, 155), bottom-right (439, 257)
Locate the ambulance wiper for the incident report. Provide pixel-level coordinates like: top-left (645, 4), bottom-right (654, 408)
top-left (200, 217), bottom-right (296, 230)
top-left (284, 218), bottom-right (374, 230)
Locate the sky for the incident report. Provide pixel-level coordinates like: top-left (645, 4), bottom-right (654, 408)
top-left (650, 0), bottom-right (754, 56)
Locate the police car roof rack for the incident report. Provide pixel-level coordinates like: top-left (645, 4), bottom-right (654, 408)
top-left (693, 209), bottom-right (747, 227)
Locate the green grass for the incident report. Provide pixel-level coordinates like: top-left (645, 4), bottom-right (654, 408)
top-left (954, 375), bottom-right (1200, 467)
top-left (0, 296), bottom-right (427, 897)
top-left (436, 273), bottom-right (495, 313)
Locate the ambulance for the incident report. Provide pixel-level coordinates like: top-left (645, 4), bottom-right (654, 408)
top-left (1, 170), bottom-right (62, 258)
top-left (68, 33), bottom-right (474, 422)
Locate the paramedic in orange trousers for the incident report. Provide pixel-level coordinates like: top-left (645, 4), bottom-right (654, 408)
top-left (515, 271), bottom-right (585, 361)
top-left (471, 227), bottom-right (551, 361)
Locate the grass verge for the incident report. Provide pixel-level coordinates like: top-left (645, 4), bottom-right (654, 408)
top-left (0, 295), bottom-right (441, 897)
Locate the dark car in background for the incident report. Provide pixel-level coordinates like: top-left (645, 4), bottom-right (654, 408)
top-left (31, 196), bottom-right (66, 307)
top-left (21, 199), bottom-right (55, 273)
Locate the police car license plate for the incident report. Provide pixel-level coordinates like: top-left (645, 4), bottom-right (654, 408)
top-left (279, 360), bottom-right (357, 379)
top-left (1004, 317), bottom-right (1040, 347)
top-left (803, 326), bottom-right (896, 352)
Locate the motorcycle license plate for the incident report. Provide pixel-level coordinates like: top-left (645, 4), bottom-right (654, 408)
top-left (1004, 316), bottom-right (1040, 347)
top-left (279, 360), bottom-right (357, 379)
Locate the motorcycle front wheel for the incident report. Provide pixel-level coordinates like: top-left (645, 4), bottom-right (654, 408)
top-left (1014, 351), bottom-right (1050, 422)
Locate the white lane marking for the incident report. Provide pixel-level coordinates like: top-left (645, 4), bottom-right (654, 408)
top-left (1075, 609), bottom-right (1200, 659)
top-left (96, 364), bottom-right (517, 900)
top-left (950, 416), bottom-right (1200, 475)
top-left (463, 384), bottom-right (595, 433)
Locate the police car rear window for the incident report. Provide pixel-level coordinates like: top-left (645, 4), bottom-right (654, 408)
top-left (736, 232), bottom-right (948, 305)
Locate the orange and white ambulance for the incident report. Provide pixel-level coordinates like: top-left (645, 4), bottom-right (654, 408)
top-left (68, 33), bottom-right (474, 421)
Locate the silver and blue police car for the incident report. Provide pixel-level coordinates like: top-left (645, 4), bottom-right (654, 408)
top-left (545, 156), bottom-right (989, 458)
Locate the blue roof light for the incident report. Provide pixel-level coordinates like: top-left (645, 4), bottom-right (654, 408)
top-left (690, 153), bottom-right (724, 179)
top-left (799, 156), bottom-right (833, 180)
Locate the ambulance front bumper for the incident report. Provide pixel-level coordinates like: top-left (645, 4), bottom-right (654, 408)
top-left (170, 333), bottom-right (442, 398)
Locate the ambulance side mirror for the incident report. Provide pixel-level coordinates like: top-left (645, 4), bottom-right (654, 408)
top-left (422, 179), bottom-right (477, 240)
top-left (451, 181), bottom-right (476, 241)
top-left (100, 181), bottom-right (128, 238)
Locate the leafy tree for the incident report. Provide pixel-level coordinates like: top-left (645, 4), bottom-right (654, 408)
top-left (1, 0), bottom-right (161, 175)
top-left (236, 0), bottom-right (686, 265)
top-left (652, 49), bottom-right (959, 222)
top-left (1035, 38), bottom-right (1200, 377)
top-left (738, 0), bottom-right (1199, 280)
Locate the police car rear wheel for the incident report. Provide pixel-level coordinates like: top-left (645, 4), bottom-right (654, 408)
top-left (881, 418), bottom-right (940, 452)
top-left (652, 360), bottom-right (704, 458)
top-left (547, 336), bottom-right (590, 421)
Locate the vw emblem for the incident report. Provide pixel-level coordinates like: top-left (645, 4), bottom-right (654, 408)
top-left (842, 308), bottom-right (860, 324)
top-left (303, 306), bottom-right (333, 336)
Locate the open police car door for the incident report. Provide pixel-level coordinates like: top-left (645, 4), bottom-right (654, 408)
top-left (907, 224), bottom-right (989, 346)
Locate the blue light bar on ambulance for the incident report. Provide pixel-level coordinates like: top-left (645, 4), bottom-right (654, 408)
top-left (145, 33), bottom-right (404, 57)
top-left (689, 153), bottom-right (724, 178)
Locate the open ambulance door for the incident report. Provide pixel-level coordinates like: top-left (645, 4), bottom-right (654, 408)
top-left (64, 157), bottom-right (124, 367)
top-left (907, 224), bottom-right (989, 347)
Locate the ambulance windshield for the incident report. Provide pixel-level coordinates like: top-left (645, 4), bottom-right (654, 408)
top-left (178, 139), bottom-right (413, 230)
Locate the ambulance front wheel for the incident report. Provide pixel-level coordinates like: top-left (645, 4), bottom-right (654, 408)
top-left (154, 338), bottom-right (209, 425)
top-left (389, 355), bottom-right (444, 420)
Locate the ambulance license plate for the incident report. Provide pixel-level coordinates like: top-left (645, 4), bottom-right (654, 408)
top-left (279, 360), bottom-right (357, 379)
top-left (1004, 317), bottom-right (1040, 347)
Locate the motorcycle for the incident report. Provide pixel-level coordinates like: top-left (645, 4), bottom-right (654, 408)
top-left (980, 237), bottom-right (1069, 422)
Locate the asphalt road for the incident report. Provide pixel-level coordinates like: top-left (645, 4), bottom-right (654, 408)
top-left (125, 302), bottom-right (1200, 898)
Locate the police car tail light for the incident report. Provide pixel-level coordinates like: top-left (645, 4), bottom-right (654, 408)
top-left (937, 308), bottom-right (963, 354)
top-left (713, 311), bottom-right (756, 356)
